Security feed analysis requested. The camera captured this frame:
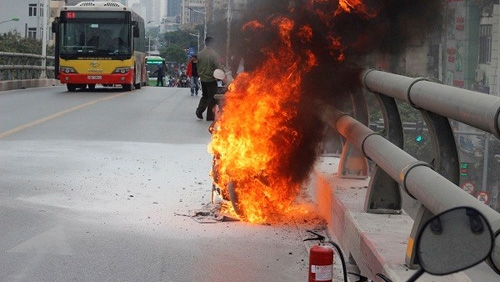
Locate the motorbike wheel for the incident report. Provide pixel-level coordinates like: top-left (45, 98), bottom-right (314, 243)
top-left (227, 181), bottom-right (243, 217)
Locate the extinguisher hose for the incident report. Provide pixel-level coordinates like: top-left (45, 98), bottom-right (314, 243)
top-left (325, 240), bottom-right (348, 282)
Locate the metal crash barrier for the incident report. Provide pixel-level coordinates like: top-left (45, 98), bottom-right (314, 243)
top-left (0, 52), bottom-right (56, 91)
top-left (317, 69), bottom-right (500, 278)
top-left (0, 52), bottom-right (55, 80)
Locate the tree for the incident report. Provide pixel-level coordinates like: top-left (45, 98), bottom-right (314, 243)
top-left (0, 31), bottom-right (54, 56)
top-left (162, 30), bottom-right (197, 52)
top-left (160, 44), bottom-right (188, 65)
top-left (0, 31), bottom-right (41, 54)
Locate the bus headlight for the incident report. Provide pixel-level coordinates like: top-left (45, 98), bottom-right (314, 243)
top-left (60, 66), bottom-right (77, 74)
top-left (113, 67), bottom-right (130, 74)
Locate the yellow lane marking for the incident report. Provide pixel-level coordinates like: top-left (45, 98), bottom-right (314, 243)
top-left (0, 92), bottom-right (130, 139)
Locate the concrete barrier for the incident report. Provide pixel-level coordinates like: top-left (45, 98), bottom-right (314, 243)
top-left (309, 156), bottom-right (473, 282)
top-left (0, 79), bottom-right (62, 92)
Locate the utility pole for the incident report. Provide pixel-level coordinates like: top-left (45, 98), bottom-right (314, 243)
top-left (37, 0), bottom-right (41, 39)
top-left (147, 21), bottom-right (154, 56)
top-left (226, 0), bottom-right (231, 69)
top-left (188, 30), bottom-right (200, 53)
top-left (203, 5), bottom-right (207, 44)
top-left (482, 133), bottom-right (490, 192)
top-left (186, 6), bottom-right (207, 48)
top-left (40, 0), bottom-right (48, 79)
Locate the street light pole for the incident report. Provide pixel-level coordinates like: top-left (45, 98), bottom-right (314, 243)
top-left (147, 21), bottom-right (154, 56)
top-left (226, 0), bottom-right (232, 69)
top-left (40, 0), bottom-right (48, 79)
top-left (197, 30), bottom-right (200, 52)
top-left (0, 17), bottom-right (20, 26)
top-left (203, 8), bottom-right (207, 44)
top-left (188, 30), bottom-right (200, 53)
top-left (187, 7), bottom-right (207, 47)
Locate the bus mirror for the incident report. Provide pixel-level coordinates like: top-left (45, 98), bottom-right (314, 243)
top-left (52, 19), bottom-right (59, 33)
top-left (132, 21), bottom-right (139, 38)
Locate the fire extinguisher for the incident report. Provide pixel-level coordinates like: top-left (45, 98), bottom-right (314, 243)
top-left (304, 230), bottom-right (348, 282)
top-left (308, 244), bottom-right (334, 282)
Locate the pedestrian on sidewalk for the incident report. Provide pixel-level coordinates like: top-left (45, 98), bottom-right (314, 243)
top-left (186, 55), bottom-right (199, 96)
top-left (195, 37), bottom-right (223, 121)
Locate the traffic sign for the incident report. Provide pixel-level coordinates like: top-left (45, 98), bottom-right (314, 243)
top-left (188, 46), bottom-right (196, 56)
top-left (461, 181), bottom-right (475, 194)
top-left (476, 191), bottom-right (490, 205)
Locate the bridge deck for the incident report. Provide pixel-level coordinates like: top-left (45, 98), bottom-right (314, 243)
top-left (309, 156), bottom-right (473, 282)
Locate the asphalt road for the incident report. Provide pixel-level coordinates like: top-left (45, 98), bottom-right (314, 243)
top-left (2, 85), bottom-right (498, 282)
top-left (0, 85), bottom-right (325, 282)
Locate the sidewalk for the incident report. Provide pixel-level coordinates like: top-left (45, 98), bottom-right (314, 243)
top-left (308, 156), bottom-right (473, 282)
top-left (0, 78), bottom-right (61, 91)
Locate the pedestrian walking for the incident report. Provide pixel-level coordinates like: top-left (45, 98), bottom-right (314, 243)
top-left (186, 55), bottom-right (199, 96)
top-left (195, 37), bottom-right (223, 121)
top-left (152, 63), bottom-right (165, 86)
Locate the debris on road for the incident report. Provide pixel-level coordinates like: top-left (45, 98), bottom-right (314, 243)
top-left (174, 202), bottom-right (240, 223)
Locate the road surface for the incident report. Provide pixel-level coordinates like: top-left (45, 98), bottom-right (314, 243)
top-left (0, 85), bottom-right (327, 282)
top-left (2, 85), bottom-right (497, 281)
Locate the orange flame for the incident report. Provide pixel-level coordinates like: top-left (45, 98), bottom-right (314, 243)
top-left (335, 0), bottom-right (378, 17)
top-left (209, 0), bottom-right (380, 224)
top-left (209, 17), bottom-right (317, 224)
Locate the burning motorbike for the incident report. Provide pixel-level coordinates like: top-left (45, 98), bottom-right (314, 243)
top-left (208, 69), bottom-right (242, 215)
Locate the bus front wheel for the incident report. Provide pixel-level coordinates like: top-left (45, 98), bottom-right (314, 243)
top-left (122, 84), bottom-right (133, 91)
top-left (67, 84), bottom-right (77, 92)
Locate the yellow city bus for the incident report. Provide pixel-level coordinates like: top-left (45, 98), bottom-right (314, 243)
top-left (52, 1), bottom-right (147, 92)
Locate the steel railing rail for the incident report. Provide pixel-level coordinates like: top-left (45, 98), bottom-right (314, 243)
top-left (318, 102), bottom-right (500, 274)
top-left (0, 52), bottom-right (55, 81)
top-left (362, 69), bottom-right (500, 139)
top-left (316, 68), bottom-right (500, 280)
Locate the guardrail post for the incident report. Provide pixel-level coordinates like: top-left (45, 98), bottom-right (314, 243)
top-left (320, 103), bottom-right (500, 274)
top-left (337, 88), bottom-right (369, 179)
top-left (405, 204), bottom-right (434, 268)
top-left (364, 93), bottom-right (404, 214)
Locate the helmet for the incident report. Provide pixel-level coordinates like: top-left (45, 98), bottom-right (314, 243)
top-left (213, 69), bottom-right (225, 80)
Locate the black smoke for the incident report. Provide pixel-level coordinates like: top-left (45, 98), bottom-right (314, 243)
top-left (210, 0), bottom-right (444, 189)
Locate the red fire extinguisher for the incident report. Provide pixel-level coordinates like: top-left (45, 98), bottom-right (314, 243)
top-left (308, 244), bottom-right (334, 282)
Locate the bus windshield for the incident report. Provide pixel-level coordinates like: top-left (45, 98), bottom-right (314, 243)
top-left (60, 22), bottom-right (131, 59)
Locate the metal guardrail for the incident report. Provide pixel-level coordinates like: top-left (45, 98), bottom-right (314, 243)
top-left (0, 52), bottom-right (55, 81)
top-left (317, 68), bottom-right (500, 279)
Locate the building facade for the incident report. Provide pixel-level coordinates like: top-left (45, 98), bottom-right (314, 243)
top-left (181, 0), bottom-right (204, 26)
top-left (0, 0), bottom-right (56, 39)
top-left (440, 3), bottom-right (498, 122)
top-left (167, 0), bottom-right (182, 18)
